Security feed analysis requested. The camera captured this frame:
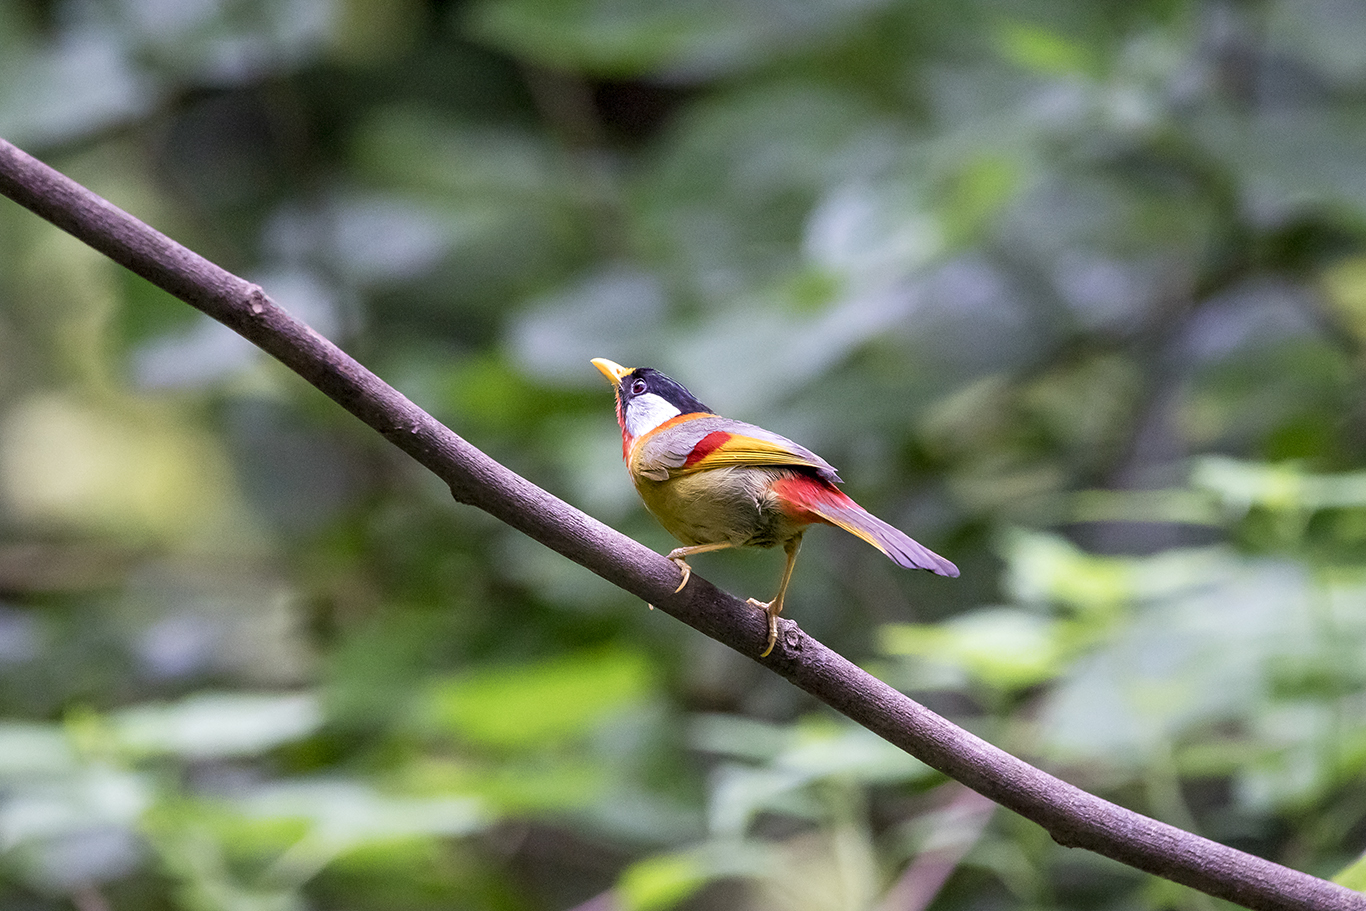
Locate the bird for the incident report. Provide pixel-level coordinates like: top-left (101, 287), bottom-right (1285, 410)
top-left (591, 358), bottom-right (958, 657)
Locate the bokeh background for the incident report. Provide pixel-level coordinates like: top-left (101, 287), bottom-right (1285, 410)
top-left (3, 1), bottom-right (1366, 909)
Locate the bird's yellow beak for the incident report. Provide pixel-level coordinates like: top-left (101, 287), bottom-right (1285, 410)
top-left (591, 358), bottom-right (633, 384)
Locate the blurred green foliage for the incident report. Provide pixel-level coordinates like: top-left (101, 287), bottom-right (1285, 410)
top-left (2, 0), bottom-right (1366, 908)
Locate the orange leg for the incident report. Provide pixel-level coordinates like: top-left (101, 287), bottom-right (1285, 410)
top-left (665, 542), bottom-right (740, 593)
top-left (748, 533), bottom-right (803, 657)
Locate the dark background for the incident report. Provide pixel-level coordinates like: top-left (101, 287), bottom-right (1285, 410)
top-left (2, 0), bottom-right (1366, 908)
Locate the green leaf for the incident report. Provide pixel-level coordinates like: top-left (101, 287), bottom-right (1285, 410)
top-left (881, 607), bottom-right (1073, 691)
top-left (237, 779), bottom-right (488, 843)
top-left (420, 648), bottom-right (652, 750)
top-left (0, 723), bottom-right (79, 778)
top-left (618, 852), bottom-right (711, 911)
top-left (617, 842), bottom-right (769, 911)
top-left (1194, 456), bottom-right (1366, 514)
top-left (1334, 851), bottom-right (1366, 893)
top-left (1321, 255), bottom-right (1366, 355)
top-left (995, 23), bottom-right (1099, 77)
top-left (465, 0), bottom-right (886, 78)
top-left (1003, 530), bottom-right (1135, 620)
top-left (111, 692), bottom-right (323, 760)
top-left (706, 718), bottom-right (931, 836)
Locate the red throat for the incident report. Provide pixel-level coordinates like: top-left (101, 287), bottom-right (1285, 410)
top-left (614, 394), bottom-right (632, 458)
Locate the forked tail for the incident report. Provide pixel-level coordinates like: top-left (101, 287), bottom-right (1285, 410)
top-left (774, 476), bottom-right (959, 577)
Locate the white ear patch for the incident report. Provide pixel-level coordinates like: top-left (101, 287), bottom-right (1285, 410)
top-left (624, 392), bottom-right (681, 439)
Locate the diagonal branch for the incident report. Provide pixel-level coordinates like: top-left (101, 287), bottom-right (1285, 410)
top-left (0, 137), bottom-right (1360, 911)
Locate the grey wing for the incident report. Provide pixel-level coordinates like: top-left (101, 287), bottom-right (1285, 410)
top-left (636, 416), bottom-right (842, 484)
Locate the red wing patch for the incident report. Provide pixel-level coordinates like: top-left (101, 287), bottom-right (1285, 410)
top-left (683, 430), bottom-right (733, 468)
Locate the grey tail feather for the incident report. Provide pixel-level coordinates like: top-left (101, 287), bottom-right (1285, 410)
top-left (812, 501), bottom-right (959, 577)
top-left (878, 521), bottom-right (959, 577)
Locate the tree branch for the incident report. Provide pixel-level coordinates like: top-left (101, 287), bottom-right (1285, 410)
top-left (0, 137), bottom-right (1360, 911)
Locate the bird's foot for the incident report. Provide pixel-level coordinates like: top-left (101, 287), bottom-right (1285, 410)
top-left (644, 552), bottom-right (695, 610)
top-left (746, 598), bottom-right (780, 658)
top-left (665, 552), bottom-right (694, 594)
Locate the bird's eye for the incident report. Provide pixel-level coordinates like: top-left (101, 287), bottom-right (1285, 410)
top-left (630, 379), bottom-right (647, 395)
